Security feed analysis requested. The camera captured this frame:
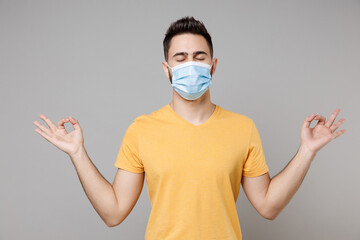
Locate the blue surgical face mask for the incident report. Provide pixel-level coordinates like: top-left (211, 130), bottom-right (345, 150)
top-left (165, 60), bottom-right (214, 100)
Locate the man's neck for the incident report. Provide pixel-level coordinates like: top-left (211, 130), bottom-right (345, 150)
top-left (169, 90), bottom-right (216, 126)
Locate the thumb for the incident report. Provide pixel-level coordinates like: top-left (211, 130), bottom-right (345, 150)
top-left (68, 116), bottom-right (81, 131)
top-left (302, 113), bottom-right (316, 130)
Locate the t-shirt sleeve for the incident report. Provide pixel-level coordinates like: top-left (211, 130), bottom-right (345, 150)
top-left (242, 119), bottom-right (269, 177)
top-left (114, 121), bottom-right (144, 173)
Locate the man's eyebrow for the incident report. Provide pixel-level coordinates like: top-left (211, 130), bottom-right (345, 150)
top-left (172, 52), bottom-right (188, 58)
top-left (172, 51), bottom-right (208, 58)
top-left (193, 51), bottom-right (208, 56)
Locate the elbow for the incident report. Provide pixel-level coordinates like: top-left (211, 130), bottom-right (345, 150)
top-left (105, 221), bottom-right (116, 228)
top-left (104, 213), bottom-right (124, 228)
top-left (104, 206), bottom-right (126, 227)
top-left (105, 218), bottom-right (123, 228)
top-left (263, 213), bottom-right (277, 221)
top-left (106, 223), bottom-right (117, 228)
top-left (261, 207), bottom-right (279, 221)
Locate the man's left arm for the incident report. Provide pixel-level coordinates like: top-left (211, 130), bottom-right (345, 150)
top-left (241, 109), bottom-right (346, 220)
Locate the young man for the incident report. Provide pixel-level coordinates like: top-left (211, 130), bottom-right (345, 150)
top-left (33, 16), bottom-right (346, 240)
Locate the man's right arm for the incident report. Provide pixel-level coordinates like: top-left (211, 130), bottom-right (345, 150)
top-left (70, 146), bottom-right (145, 227)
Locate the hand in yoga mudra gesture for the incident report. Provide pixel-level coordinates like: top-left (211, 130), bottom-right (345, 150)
top-left (300, 108), bottom-right (346, 154)
top-left (33, 114), bottom-right (84, 157)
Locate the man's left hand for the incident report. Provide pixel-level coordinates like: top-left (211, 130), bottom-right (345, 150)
top-left (300, 108), bottom-right (346, 154)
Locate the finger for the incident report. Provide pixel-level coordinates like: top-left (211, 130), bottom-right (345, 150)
top-left (34, 128), bottom-right (53, 142)
top-left (331, 129), bottom-right (347, 140)
top-left (57, 118), bottom-right (70, 130)
top-left (302, 113), bottom-right (316, 129)
top-left (330, 118), bottom-right (346, 132)
top-left (314, 115), bottom-right (326, 125)
top-left (33, 120), bottom-right (52, 135)
top-left (68, 116), bottom-right (81, 131)
top-left (39, 114), bottom-right (57, 131)
top-left (325, 108), bottom-right (340, 128)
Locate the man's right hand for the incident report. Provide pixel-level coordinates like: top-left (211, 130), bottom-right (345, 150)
top-left (33, 113), bottom-right (145, 227)
top-left (33, 114), bottom-right (84, 157)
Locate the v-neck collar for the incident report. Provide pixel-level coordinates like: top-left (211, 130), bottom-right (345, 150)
top-left (165, 104), bottom-right (220, 128)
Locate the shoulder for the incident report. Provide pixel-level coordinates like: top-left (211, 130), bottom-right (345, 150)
top-left (130, 104), bottom-right (169, 128)
top-left (218, 105), bottom-right (254, 127)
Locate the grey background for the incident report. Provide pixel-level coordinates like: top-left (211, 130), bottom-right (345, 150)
top-left (1, 0), bottom-right (359, 239)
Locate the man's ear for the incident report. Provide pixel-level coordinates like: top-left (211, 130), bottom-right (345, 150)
top-left (162, 61), bottom-right (172, 84)
top-left (211, 58), bottom-right (218, 76)
top-left (162, 61), bottom-right (170, 79)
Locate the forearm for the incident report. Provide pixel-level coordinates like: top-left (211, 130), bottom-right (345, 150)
top-left (263, 145), bottom-right (316, 219)
top-left (69, 146), bottom-right (120, 227)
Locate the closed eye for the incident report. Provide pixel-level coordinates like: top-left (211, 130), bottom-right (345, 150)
top-left (176, 58), bottom-right (205, 62)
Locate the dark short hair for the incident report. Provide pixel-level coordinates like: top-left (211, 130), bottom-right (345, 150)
top-left (163, 16), bottom-right (213, 62)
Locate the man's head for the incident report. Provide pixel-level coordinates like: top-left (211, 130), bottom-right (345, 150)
top-left (162, 16), bottom-right (218, 84)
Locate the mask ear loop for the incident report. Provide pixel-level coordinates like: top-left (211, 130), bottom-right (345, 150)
top-left (165, 62), bottom-right (173, 82)
top-left (210, 58), bottom-right (214, 76)
top-left (165, 62), bottom-right (172, 69)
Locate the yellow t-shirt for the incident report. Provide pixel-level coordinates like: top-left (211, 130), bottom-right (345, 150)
top-left (114, 104), bottom-right (269, 240)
